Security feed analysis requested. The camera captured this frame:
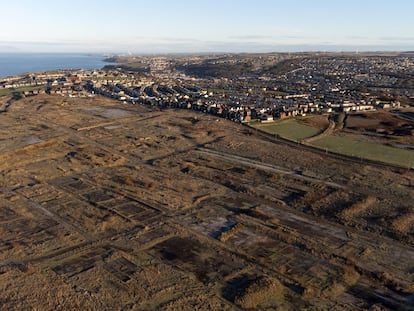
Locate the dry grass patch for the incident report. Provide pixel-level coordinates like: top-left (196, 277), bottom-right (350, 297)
top-left (392, 211), bottom-right (414, 233)
top-left (340, 195), bottom-right (376, 221)
top-left (234, 275), bottom-right (285, 309)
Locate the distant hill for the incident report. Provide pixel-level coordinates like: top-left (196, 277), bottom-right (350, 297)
top-left (102, 56), bottom-right (150, 73)
top-left (175, 55), bottom-right (303, 79)
top-left (176, 61), bottom-right (254, 78)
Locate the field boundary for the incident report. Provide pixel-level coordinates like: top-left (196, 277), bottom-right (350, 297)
top-left (303, 120), bottom-right (336, 143)
top-left (244, 122), bottom-right (412, 171)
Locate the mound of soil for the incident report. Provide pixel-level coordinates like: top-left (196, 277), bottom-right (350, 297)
top-left (300, 115), bottom-right (330, 130)
top-left (346, 112), bottom-right (414, 136)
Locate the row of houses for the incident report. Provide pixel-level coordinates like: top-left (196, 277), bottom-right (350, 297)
top-left (1, 69), bottom-right (404, 125)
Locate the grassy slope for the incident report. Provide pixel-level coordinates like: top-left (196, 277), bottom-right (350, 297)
top-left (312, 134), bottom-right (414, 167)
top-left (253, 119), bottom-right (321, 141)
top-left (0, 85), bottom-right (44, 97)
top-left (252, 118), bottom-right (414, 167)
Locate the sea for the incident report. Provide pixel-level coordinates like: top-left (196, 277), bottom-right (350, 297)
top-left (0, 53), bottom-right (111, 78)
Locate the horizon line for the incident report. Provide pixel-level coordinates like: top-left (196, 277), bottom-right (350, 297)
top-left (1, 50), bottom-right (414, 55)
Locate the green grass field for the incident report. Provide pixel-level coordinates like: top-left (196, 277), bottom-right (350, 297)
top-left (251, 118), bottom-right (414, 167)
top-left (311, 134), bottom-right (414, 167)
top-left (122, 62), bottom-right (147, 69)
top-left (252, 119), bottom-right (321, 141)
top-left (0, 85), bottom-right (44, 97)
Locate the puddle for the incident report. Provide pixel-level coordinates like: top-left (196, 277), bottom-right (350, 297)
top-left (83, 107), bottom-right (131, 118)
top-left (25, 135), bottom-right (44, 145)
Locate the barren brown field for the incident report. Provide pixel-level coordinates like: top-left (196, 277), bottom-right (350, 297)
top-left (0, 95), bottom-right (413, 310)
top-left (300, 115), bottom-right (330, 130)
top-left (345, 111), bottom-right (414, 143)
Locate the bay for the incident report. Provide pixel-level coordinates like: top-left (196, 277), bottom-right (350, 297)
top-left (0, 53), bottom-right (111, 78)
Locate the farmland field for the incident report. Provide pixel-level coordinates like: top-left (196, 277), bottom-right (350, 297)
top-left (311, 133), bottom-right (414, 167)
top-left (0, 85), bottom-right (44, 97)
top-left (252, 119), bottom-right (321, 141)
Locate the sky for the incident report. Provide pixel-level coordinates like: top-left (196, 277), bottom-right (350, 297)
top-left (1, 0), bottom-right (414, 53)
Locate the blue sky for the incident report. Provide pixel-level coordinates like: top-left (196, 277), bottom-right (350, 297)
top-left (1, 0), bottom-right (414, 53)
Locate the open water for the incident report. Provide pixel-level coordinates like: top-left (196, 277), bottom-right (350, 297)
top-left (0, 53), bottom-right (110, 78)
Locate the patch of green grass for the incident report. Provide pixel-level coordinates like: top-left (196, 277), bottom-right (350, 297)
top-left (103, 61), bottom-right (149, 73)
top-left (312, 134), bottom-right (414, 167)
top-left (0, 88), bottom-right (14, 97)
top-left (264, 90), bottom-right (289, 96)
top-left (245, 120), bottom-right (262, 126)
top-left (0, 85), bottom-right (44, 97)
top-left (253, 119), bottom-right (320, 141)
top-left (94, 76), bottom-right (118, 81)
top-left (122, 61), bottom-right (146, 69)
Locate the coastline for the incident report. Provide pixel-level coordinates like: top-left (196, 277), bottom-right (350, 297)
top-left (0, 53), bottom-right (112, 78)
